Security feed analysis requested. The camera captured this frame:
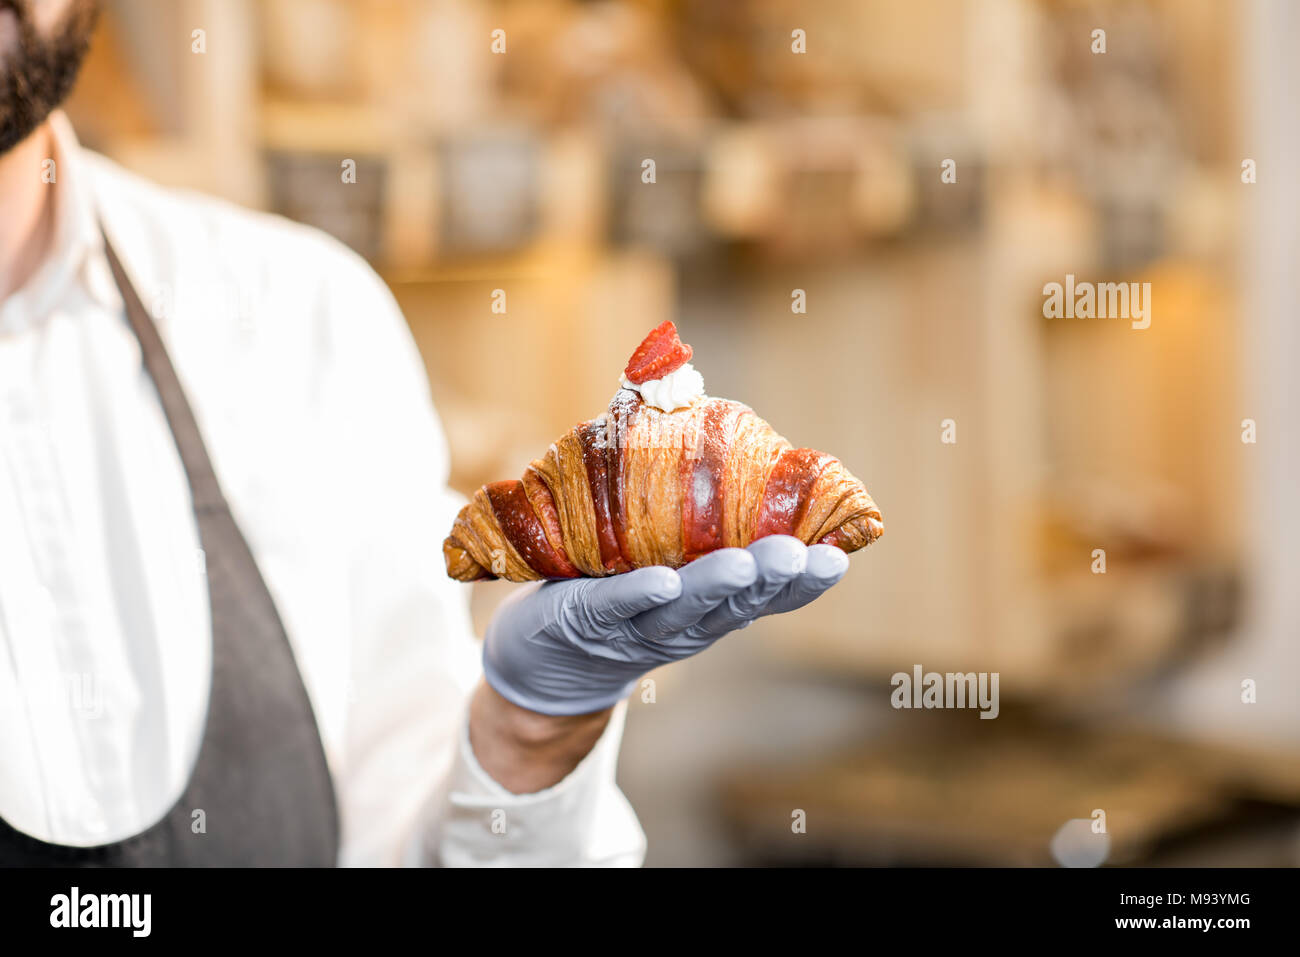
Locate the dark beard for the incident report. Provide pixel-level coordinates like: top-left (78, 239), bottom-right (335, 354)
top-left (0, 0), bottom-right (100, 154)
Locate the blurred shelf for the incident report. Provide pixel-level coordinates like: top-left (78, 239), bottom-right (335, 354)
top-left (260, 96), bottom-right (395, 153)
top-left (718, 713), bottom-right (1300, 867)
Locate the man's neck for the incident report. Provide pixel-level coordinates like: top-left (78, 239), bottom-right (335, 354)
top-left (0, 120), bottom-right (58, 301)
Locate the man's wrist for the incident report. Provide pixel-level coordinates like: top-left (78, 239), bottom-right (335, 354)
top-left (467, 679), bottom-right (615, 794)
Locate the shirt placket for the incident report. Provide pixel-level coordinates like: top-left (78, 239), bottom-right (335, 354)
top-left (0, 371), bottom-right (118, 842)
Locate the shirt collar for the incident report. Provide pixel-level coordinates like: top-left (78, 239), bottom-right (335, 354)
top-left (0, 111), bottom-right (115, 335)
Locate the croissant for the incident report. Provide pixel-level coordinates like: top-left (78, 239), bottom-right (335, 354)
top-left (443, 323), bottom-right (883, 582)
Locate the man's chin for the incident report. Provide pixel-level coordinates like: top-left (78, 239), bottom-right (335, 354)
top-left (0, 0), bottom-right (99, 156)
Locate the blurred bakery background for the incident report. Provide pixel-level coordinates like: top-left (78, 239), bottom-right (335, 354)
top-left (68, 0), bottom-right (1300, 865)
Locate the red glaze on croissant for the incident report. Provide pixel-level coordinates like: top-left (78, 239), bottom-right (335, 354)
top-left (443, 329), bottom-right (883, 583)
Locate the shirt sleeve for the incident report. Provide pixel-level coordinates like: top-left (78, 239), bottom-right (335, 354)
top-left (315, 242), bottom-right (645, 867)
top-left (407, 699), bottom-right (646, 867)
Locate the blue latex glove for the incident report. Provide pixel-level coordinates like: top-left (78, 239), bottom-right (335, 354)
top-left (482, 535), bottom-right (850, 715)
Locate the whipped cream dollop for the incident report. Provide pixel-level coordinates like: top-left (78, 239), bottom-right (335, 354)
top-left (620, 362), bottom-right (705, 412)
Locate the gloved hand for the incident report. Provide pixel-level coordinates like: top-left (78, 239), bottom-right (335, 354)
top-left (482, 535), bottom-right (850, 715)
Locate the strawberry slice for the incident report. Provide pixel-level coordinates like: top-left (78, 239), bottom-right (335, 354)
top-left (624, 320), bottom-right (694, 385)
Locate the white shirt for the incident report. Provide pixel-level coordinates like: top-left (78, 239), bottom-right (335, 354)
top-left (0, 113), bottom-right (645, 866)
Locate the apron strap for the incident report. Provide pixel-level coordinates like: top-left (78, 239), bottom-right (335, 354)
top-left (101, 230), bottom-right (227, 513)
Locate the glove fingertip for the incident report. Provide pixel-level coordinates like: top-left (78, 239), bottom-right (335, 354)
top-left (630, 565), bottom-right (683, 604)
top-left (805, 544), bottom-right (850, 584)
top-left (748, 534), bottom-right (808, 578)
top-left (708, 547), bottom-right (759, 587)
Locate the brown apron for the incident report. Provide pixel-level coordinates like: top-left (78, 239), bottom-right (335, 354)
top-left (0, 231), bottom-right (340, 866)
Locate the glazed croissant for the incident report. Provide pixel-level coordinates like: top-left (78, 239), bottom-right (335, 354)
top-left (444, 324), bottom-right (883, 582)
